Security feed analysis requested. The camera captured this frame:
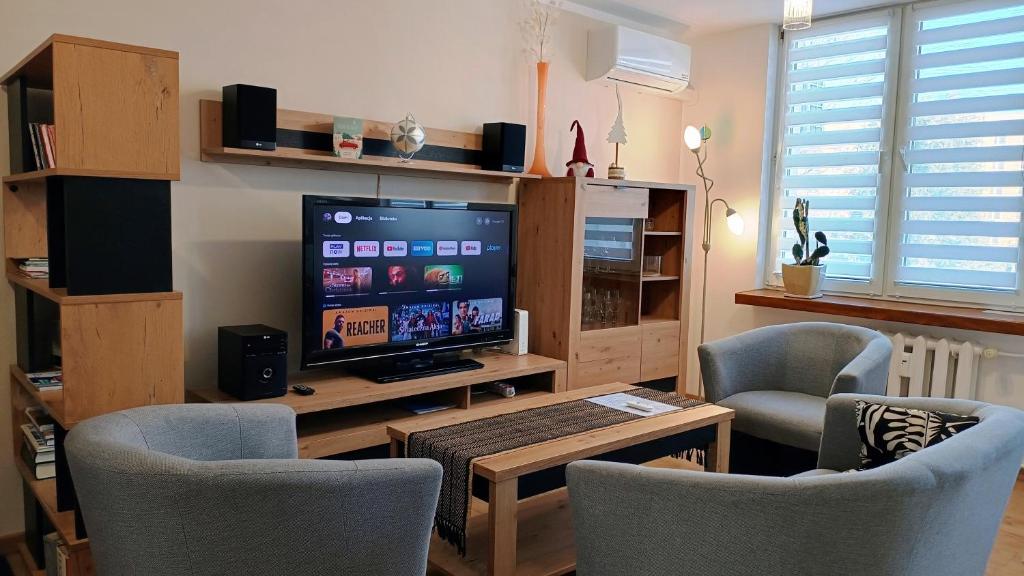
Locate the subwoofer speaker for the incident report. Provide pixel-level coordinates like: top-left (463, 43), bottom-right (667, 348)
top-left (222, 84), bottom-right (277, 150)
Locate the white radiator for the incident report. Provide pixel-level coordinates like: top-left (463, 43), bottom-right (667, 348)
top-left (886, 333), bottom-right (982, 400)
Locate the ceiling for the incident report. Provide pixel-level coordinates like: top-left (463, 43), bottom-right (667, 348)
top-left (565, 0), bottom-right (915, 38)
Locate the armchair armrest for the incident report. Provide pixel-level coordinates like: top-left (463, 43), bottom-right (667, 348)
top-left (697, 327), bottom-right (786, 402)
top-left (828, 337), bottom-right (892, 396)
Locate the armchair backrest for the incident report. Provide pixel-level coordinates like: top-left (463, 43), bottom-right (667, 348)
top-left (568, 396), bottom-right (1024, 576)
top-left (698, 322), bottom-right (891, 401)
top-left (66, 403), bottom-right (443, 576)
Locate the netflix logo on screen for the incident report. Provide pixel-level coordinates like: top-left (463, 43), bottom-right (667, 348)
top-left (353, 241), bottom-right (380, 257)
top-left (383, 241), bottom-right (408, 257)
top-left (461, 241), bottom-right (481, 256)
top-left (437, 241), bottom-right (458, 256)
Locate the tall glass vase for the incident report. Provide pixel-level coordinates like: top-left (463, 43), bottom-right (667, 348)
top-left (528, 60), bottom-right (553, 177)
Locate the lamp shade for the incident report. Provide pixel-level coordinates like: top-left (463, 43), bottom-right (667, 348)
top-left (726, 208), bottom-right (745, 236)
top-left (783, 0), bottom-right (813, 31)
top-left (683, 125), bottom-right (703, 152)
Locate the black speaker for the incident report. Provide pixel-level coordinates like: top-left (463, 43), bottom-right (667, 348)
top-left (218, 324), bottom-right (288, 401)
top-left (222, 84), bottom-right (277, 150)
top-left (46, 176), bottom-right (172, 295)
top-left (481, 122), bottom-right (526, 173)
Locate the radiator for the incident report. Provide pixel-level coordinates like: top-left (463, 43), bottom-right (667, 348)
top-left (886, 333), bottom-right (982, 400)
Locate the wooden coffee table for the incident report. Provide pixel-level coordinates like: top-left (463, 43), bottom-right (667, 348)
top-left (387, 383), bottom-right (735, 576)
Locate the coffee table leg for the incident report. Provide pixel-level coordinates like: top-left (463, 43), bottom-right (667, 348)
top-left (488, 479), bottom-right (518, 576)
top-left (706, 420), bottom-right (731, 473)
top-left (389, 438), bottom-right (401, 458)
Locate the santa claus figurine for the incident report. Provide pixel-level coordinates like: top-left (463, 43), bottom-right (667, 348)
top-left (565, 120), bottom-right (595, 177)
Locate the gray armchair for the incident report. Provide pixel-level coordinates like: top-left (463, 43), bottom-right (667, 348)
top-left (66, 404), bottom-right (443, 576)
top-left (567, 394), bottom-right (1024, 576)
top-left (698, 322), bottom-right (892, 455)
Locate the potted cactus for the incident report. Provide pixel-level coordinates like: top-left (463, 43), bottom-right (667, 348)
top-left (782, 198), bottom-right (829, 299)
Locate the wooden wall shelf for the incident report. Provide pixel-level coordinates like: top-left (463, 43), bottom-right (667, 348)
top-left (199, 99), bottom-right (537, 184)
top-left (736, 288), bottom-right (1024, 336)
top-left (190, 351), bottom-right (567, 458)
top-left (3, 168), bottom-right (177, 185)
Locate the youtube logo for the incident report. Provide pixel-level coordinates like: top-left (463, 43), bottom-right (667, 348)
top-left (353, 241), bottom-right (380, 257)
top-left (383, 241), bottom-right (408, 257)
top-left (437, 241), bottom-right (458, 256)
top-left (461, 241), bottom-right (481, 256)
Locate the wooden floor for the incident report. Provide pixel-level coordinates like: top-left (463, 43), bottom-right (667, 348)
top-left (428, 463), bottom-right (1024, 575)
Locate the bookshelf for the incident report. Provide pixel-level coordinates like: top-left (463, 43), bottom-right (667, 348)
top-left (3, 34), bottom-right (184, 575)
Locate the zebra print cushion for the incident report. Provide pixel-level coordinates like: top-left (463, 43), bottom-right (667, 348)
top-left (855, 400), bottom-right (979, 470)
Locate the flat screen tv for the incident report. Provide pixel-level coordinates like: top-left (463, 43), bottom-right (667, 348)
top-left (301, 195), bottom-right (517, 381)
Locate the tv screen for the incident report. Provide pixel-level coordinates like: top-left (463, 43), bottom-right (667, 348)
top-left (302, 195), bottom-right (516, 369)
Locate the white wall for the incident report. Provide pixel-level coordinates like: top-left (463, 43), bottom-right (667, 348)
top-left (0, 0), bottom-right (684, 536)
top-left (680, 24), bottom-right (1024, 416)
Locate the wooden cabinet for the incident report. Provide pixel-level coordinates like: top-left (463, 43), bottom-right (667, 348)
top-left (517, 177), bottom-right (694, 392)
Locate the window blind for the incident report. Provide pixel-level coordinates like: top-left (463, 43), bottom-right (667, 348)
top-left (893, 0), bottom-right (1024, 293)
top-left (773, 11), bottom-right (897, 283)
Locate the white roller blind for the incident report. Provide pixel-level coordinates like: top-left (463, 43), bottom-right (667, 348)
top-left (772, 11), bottom-right (898, 283)
top-left (892, 0), bottom-right (1024, 293)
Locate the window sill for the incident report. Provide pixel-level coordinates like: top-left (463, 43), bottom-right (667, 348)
top-left (735, 289), bottom-right (1024, 336)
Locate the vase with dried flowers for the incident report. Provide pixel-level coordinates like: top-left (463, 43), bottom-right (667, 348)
top-left (520, 0), bottom-right (560, 177)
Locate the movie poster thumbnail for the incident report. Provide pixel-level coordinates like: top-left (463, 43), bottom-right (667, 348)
top-left (390, 302), bottom-right (452, 342)
top-left (423, 265), bottom-right (464, 289)
top-left (323, 266), bottom-right (372, 296)
top-left (321, 307), bottom-right (388, 350)
top-left (385, 264), bottom-right (419, 291)
top-left (452, 298), bottom-right (503, 335)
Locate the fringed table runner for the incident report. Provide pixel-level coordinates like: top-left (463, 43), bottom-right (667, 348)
top-left (406, 388), bottom-right (705, 555)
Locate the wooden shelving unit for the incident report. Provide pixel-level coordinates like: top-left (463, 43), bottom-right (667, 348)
top-left (191, 352), bottom-right (566, 459)
top-left (3, 34), bottom-right (184, 575)
top-left (517, 177), bottom-right (695, 392)
top-left (199, 99), bottom-right (538, 184)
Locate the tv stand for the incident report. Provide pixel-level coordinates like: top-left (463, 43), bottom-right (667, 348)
top-left (356, 353), bottom-right (484, 383)
top-left (189, 351), bottom-right (567, 458)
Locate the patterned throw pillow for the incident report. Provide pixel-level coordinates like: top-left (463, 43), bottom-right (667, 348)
top-left (854, 400), bottom-right (980, 470)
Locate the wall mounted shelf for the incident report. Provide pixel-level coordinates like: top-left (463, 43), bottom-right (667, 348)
top-left (199, 99), bottom-right (538, 184)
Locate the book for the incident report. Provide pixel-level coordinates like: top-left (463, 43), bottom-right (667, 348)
top-left (21, 442), bottom-right (55, 479)
top-left (23, 438), bottom-right (55, 464)
top-left (46, 124), bottom-right (56, 166)
top-left (28, 122), bottom-right (42, 170)
top-left (26, 405), bottom-right (55, 434)
top-left (333, 116), bottom-right (364, 159)
top-left (401, 400), bottom-right (456, 415)
top-left (26, 369), bottom-right (63, 391)
top-left (40, 123), bottom-right (55, 168)
top-left (22, 424), bottom-right (55, 453)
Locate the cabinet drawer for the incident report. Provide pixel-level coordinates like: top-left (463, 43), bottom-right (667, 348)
top-left (641, 320), bottom-right (681, 381)
top-left (578, 325), bottom-right (641, 363)
top-left (576, 356), bottom-right (641, 388)
top-left (583, 185), bottom-right (649, 219)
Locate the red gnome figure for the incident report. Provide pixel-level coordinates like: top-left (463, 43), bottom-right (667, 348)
top-left (565, 120), bottom-right (595, 177)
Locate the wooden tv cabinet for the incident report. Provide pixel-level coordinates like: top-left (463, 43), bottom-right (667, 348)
top-left (190, 351), bottom-right (566, 458)
top-left (516, 177), bottom-right (695, 392)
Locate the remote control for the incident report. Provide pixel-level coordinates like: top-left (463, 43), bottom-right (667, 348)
top-left (625, 400), bottom-right (654, 412)
top-left (292, 384), bottom-right (316, 396)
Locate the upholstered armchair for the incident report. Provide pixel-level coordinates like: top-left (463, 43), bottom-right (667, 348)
top-left (698, 322), bottom-right (891, 472)
top-left (567, 394), bottom-right (1024, 576)
top-left (66, 404), bottom-right (443, 576)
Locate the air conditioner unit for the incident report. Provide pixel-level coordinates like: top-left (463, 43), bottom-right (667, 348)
top-left (586, 26), bottom-right (691, 97)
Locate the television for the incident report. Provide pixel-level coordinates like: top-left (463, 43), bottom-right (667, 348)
top-left (301, 195), bottom-right (517, 382)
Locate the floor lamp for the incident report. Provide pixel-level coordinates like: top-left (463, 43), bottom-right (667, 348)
top-left (684, 125), bottom-right (744, 399)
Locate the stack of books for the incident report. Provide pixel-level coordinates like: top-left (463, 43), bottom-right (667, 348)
top-left (27, 369), bottom-right (63, 392)
top-left (27, 122), bottom-right (56, 170)
top-left (21, 407), bottom-right (56, 480)
top-left (18, 258), bottom-right (49, 279)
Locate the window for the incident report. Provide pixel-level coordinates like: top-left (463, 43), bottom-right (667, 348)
top-left (767, 0), bottom-right (1024, 307)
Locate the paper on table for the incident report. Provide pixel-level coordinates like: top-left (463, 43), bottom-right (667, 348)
top-left (585, 392), bottom-right (681, 417)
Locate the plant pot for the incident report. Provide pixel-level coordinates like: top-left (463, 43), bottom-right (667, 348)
top-left (782, 264), bottom-right (826, 299)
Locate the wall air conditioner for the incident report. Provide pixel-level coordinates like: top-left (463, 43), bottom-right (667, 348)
top-left (585, 25), bottom-right (691, 97)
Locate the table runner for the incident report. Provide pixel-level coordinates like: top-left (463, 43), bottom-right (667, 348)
top-left (406, 388), bottom-right (705, 555)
